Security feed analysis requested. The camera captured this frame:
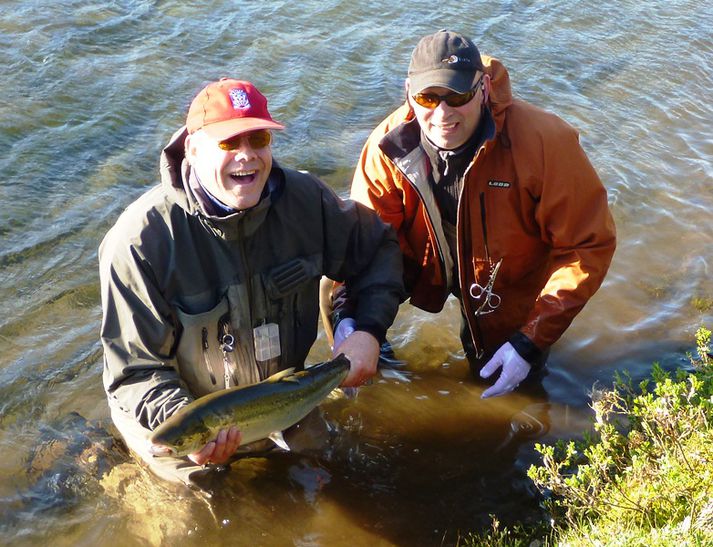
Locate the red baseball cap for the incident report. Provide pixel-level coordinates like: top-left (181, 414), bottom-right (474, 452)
top-left (185, 79), bottom-right (284, 141)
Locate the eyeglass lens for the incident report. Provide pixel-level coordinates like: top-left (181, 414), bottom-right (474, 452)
top-left (412, 75), bottom-right (483, 109)
top-left (219, 129), bottom-right (272, 151)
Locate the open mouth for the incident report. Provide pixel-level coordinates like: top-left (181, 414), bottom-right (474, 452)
top-left (229, 170), bottom-right (257, 184)
top-left (148, 444), bottom-right (177, 457)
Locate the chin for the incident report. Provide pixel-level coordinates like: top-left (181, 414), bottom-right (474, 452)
top-left (230, 198), bottom-right (259, 210)
top-left (429, 131), bottom-right (459, 150)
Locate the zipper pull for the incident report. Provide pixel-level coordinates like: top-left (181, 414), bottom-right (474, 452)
top-left (218, 317), bottom-right (238, 387)
top-left (220, 332), bottom-right (235, 353)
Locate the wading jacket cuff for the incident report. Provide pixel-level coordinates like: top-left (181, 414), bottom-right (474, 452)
top-left (332, 311), bottom-right (351, 332)
top-left (509, 331), bottom-right (545, 368)
top-left (334, 314), bottom-right (384, 344)
top-left (354, 322), bottom-right (387, 345)
top-left (331, 285), bottom-right (355, 327)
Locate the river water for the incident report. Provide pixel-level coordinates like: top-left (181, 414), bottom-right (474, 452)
top-left (1, 1), bottom-right (711, 545)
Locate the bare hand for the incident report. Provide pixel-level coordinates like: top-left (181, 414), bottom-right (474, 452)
top-left (188, 426), bottom-right (242, 465)
top-left (334, 330), bottom-right (380, 387)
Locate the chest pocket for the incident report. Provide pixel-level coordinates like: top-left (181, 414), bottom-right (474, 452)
top-left (260, 256), bottom-right (321, 369)
top-left (175, 298), bottom-right (261, 397)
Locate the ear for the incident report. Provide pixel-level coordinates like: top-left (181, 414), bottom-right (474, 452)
top-left (404, 78), bottom-right (415, 110)
top-left (184, 133), bottom-right (197, 164)
top-left (482, 73), bottom-right (491, 104)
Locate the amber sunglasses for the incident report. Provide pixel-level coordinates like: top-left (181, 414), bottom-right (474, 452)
top-left (218, 129), bottom-right (272, 151)
top-left (412, 76), bottom-right (483, 109)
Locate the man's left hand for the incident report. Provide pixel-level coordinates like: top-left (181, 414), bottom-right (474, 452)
top-left (480, 342), bottom-right (531, 398)
top-left (333, 330), bottom-right (380, 387)
top-left (188, 426), bottom-right (242, 465)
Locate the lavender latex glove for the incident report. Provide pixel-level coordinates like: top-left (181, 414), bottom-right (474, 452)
top-left (332, 318), bottom-right (379, 393)
top-left (480, 342), bottom-right (531, 398)
top-left (332, 318), bottom-right (356, 352)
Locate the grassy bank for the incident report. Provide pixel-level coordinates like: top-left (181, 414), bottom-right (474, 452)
top-left (466, 326), bottom-right (712, 546)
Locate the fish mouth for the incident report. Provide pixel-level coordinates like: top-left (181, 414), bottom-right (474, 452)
top-left (148, 444), bottom-right (177, 458)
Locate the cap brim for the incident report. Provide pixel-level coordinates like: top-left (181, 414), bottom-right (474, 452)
top-left (410, 69), bottom-right (478, 94)
top-left (202, 118), bottom-right (285, 141)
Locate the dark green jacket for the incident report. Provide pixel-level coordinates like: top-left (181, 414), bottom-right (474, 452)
top-left (99, 128), bottom-right (403, 430)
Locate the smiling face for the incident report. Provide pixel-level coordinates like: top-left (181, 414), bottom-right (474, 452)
top-left (406, 74), bottom-right (489, 150)
top-left (185, 129), bottom-right (273, 211)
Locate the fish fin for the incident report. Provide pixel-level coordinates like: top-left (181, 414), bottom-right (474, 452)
top-left (281, 370), bottom-right (309, 383)
top-left (264, 367), bottom-right (296, 383)
top-left (268, 431), bottom-right (290, 451)
top-left (268, 368), bottom-right (311, 383)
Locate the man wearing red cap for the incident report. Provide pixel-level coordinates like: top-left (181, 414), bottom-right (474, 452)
top-left (334, 30), bottom-right (616, 398)
top-left (99, 78), bottom-right (404, 484)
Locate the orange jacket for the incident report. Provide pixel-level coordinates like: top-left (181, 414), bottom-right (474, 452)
top-left (351, 56), bottom-right (616, 359)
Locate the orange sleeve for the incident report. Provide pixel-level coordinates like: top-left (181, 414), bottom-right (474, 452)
top-left (521, 124), bottom-right (616, 348)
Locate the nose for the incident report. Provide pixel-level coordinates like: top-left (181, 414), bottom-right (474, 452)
top-left (430, 101), bottom-right (454, 121)
top-left (230, 138), bottom-right (258, 161)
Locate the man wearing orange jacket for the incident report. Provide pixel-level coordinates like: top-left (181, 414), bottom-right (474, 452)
top-left (332, 30), bottom-right (616, 398)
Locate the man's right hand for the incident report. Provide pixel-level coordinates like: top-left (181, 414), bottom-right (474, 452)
top-left (188, 426), bottom-right (242, 465)
top-left (333, 329), bottom-right (380, 387)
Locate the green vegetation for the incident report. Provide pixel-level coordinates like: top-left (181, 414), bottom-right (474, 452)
top-left (691, 295), bottom-right (713, 313)
top-left (467, 326), bottom-right (713, 546)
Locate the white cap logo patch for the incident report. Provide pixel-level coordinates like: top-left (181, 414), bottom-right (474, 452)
top-left (442, 55), bottom-right (468, 65)
top-left (229, 88), bottom-right (251, 110)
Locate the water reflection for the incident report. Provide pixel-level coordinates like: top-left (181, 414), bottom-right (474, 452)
top-left (93, 365), bottom-right (560, 546)
top-left (0, 358), bottom-right (569, 546)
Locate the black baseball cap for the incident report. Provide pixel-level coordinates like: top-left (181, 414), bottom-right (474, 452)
top-left (408, 30), bottom-right (484, 94)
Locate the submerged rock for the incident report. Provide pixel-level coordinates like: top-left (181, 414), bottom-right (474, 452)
top-left (1, 411), bottom-right (129, 529)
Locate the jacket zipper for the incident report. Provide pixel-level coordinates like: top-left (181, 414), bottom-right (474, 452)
top-left (471, 191), bottom-right (490, 359)
top-left (479, 192), bottom-right (491, 261)
top-left (236, 223), bottom-right (268, 381)
top-left (393, 163), bottom-right (450, 302)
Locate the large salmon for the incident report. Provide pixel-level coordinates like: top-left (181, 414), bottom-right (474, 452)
top-left (149, 355), bottom-right (350, 457)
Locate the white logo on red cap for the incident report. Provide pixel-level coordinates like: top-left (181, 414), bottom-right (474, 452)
top-left (229, 88), bottom-right (251, 110)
